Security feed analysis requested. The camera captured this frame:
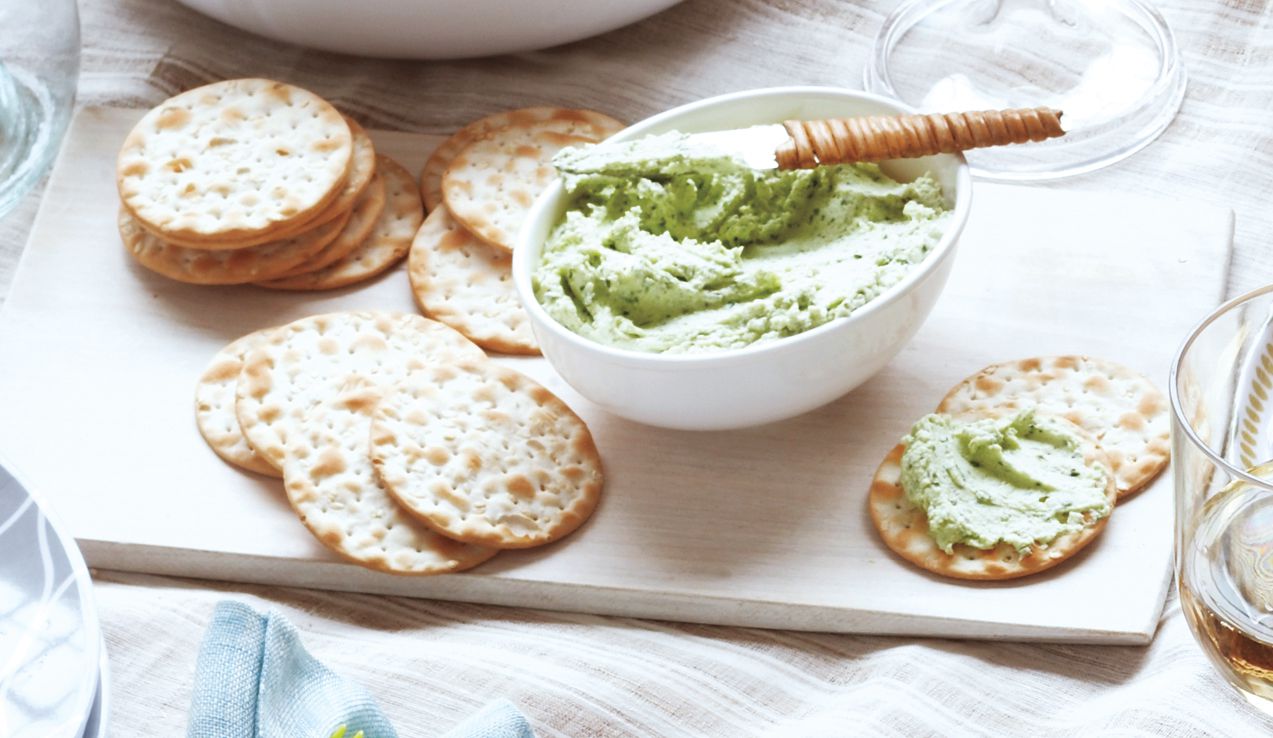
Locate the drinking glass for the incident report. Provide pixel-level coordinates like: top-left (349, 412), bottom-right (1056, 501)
top-left (0, 0), bottom-right (80, 220)
top-left (1171, 283), bottom-right (1273, 716)
top-left (864, 0), bottom-right (1186, 181)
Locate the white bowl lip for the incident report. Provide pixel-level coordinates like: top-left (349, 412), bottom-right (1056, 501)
top-left (512, 85), bottom-right (973, 369)
top-left (0, 449), bottom-right (102, 734)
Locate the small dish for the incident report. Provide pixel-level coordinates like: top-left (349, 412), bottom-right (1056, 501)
top-left (0, 455), bottom-right (101, 738)
top-left (512, 86), bottom-right (973, 430)
top-left (78, 642), bottom-right (109, 738)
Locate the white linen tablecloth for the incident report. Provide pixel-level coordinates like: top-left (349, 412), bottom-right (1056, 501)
top-left (5, 0), bottom-right (1273, 734)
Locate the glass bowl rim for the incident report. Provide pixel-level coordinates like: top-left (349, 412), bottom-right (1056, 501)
top-left (863, 0), bottom-right (1187, 183)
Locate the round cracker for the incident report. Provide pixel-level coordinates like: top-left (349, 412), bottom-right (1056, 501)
top-left (441, 112), bottom-right (625, 251)
top-left (194, 329), bottom-right (280, 477)
top-left (280, 391), bottom-right (497, 576)
top-left (408, 206), bottom-right (539, 355)
top-left (304, 116), bottom-right (378, 228)
top-left (420, 107), bottom-right (624, 212)
top-left (256, 155), bottom-right (421, 291)
top-left (155, 115), bottom-right (378, 251)
top-left (868, 430), bottom-right (1117, 581)
top-left (233, 310), bottom-right (492, 574)
top-left (268, 167), bottom-right (386, 279)
top-left (120, 206), bottom-right (350, 285)
top-left (937, 356), bottom-right (1169, 498)
top-left (370, 362), bottom-right (602, 549)
top-left (235, 310), bottom-right (486, 471)
top-left (117, 78), bottom-right (353, 245)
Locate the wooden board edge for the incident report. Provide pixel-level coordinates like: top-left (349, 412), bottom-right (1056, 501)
top-left (80, 539), bottom-right (1153, 645)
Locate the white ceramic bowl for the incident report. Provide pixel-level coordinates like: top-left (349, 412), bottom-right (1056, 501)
top-left (513, 87), bottom-right (972, 430)
top-left (175, 0), bottom-right (682, 59)
top-left (0, 454), bottom-right (101, 738)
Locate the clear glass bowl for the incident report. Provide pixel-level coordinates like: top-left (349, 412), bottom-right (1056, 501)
top-left (864, 0), bottom-right (1186, 182)
top-left (0, 0), bottom-right (80, 220)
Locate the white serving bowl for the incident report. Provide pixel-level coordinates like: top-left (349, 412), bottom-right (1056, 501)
top-left (174, 0), bottom-right (682, 59)
top-left (512, 87), bottom-right (972, 430)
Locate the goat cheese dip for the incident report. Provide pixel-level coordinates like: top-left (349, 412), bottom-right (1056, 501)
top-left (899, 411), bottom-right (1113, 553)
top-left (532, 132), bottom-right (952, 353)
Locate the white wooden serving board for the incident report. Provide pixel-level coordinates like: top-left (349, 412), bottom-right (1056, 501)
top-left (0, 107), bottom-right (1234, 644)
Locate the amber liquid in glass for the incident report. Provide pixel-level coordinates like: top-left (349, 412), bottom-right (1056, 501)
top-left (1181, 465), bottom-right (1273, 715)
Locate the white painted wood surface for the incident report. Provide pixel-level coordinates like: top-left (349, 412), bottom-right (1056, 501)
top-left (0, 106), bottom-right (1233, 643)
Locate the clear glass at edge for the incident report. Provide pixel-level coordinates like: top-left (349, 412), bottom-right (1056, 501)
top-left (1171, 283), bottom-right (1273, 717)
top-left (0, 0), bottom-right (80, 221)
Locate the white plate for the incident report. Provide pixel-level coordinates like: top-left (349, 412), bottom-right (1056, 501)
top-left (79, 642), bottom-right (109, 738)
top-left (0, 457), bottom-right (101, 738)
top-left (174, 0), bottom-right (683, 59)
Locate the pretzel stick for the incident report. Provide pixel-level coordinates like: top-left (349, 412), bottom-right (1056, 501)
top-left (774, 108), bottom-right (1064, 168)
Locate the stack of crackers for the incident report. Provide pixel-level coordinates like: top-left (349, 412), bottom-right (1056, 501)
top-left (869, 356), bottom-right (1170, 581)
top-left (407, 107), bottom-right (625, 355)
top-left (195, 310), bottom-right (604, 574)
top-left (117, 78), bottom-right (420, 290)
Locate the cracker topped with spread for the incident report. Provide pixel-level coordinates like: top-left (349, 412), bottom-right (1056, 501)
top-left (868, 354), bottom-right (1168, 581)
top-left (870, 411), bottom-right (1116, 581)
top-left (938, 356), bottom-right (1169, 499)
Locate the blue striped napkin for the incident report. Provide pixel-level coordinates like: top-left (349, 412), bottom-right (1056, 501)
top-left (186, 601), bottom-right (535, 738)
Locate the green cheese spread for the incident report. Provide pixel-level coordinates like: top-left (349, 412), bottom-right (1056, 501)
top-left (899, 410), bottom-right (1111, 553)
top-left (532, 132), bottom-right (951, 353)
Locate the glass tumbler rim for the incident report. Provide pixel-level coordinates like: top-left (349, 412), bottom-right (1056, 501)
top-left (1170, 281), bottom-right (1273, 492)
